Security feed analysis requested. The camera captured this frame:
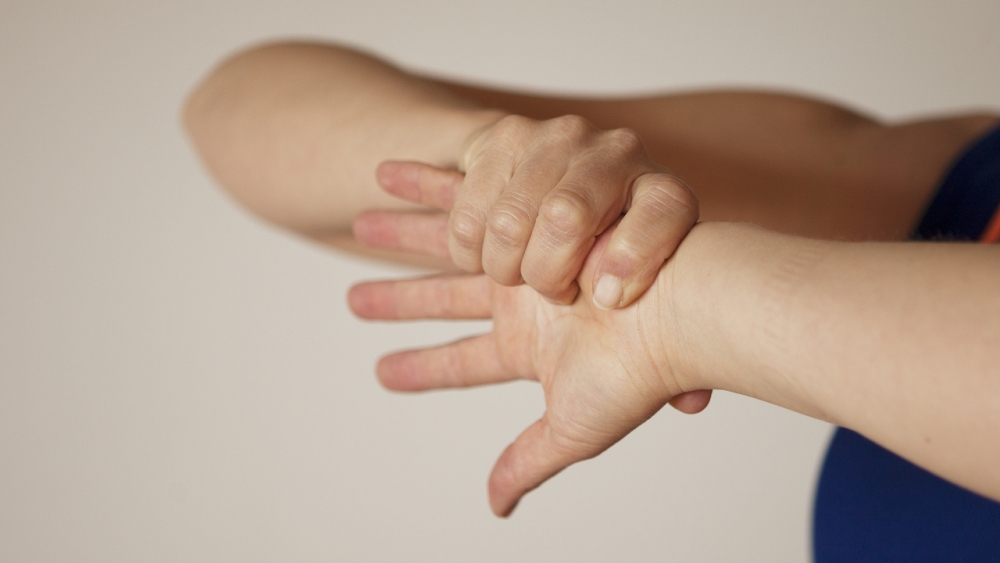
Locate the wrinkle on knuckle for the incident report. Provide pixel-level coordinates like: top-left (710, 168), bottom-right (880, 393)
top-left (538, 190), bottom-right (593, 244)
top-left (546, 114), bottom-right (593, 145)
top-left (607, 236), bottom-right (646, 266)
top-left (487, 202), bottom-right (534, 249)
top-left (449, 208), bottom-right (486, 251)
top-left (545, 418), bottom-right (597, 460)
top-left (643, 176), bottom-right (699, 221)
top-left (464, 115), bottom-right (537, 167)
top-left (490, 115), bottom-right (535, 149)
top-left (603, 127), bottom-right (645, 159)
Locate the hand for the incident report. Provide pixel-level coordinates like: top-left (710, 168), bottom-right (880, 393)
top-left (368, 114), bottom-right (698, 309)
top-left (348, 226), bottom-right (712, 516)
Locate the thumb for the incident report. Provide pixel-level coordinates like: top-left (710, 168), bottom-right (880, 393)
top-left (487, 415), bottom-right (598, 517)
top-left (591, 172), bottom-right (698, 310)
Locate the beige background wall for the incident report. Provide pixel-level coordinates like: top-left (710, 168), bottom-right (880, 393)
top-left (2, 1), bottom-right (998, 561)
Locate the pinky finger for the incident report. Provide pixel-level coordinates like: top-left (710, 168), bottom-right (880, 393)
top-left (668, 390), bottom-right (713, 414)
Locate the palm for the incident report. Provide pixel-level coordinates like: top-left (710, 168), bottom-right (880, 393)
top-left (491, 281), bottom-right (671, 455)
top-left (349, 166), bottom-right (708, 516)
top-left (349, 247), bottom-right (697, 516)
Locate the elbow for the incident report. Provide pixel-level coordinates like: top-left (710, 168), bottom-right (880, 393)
top-left (181, 41), bottom-right (286, 155)
top-left (180, 44), bottom-right (241, 186)
top-left (180, 42), bottom-right (292, 227)
top-left (181, 39), bottom-right (301, 134)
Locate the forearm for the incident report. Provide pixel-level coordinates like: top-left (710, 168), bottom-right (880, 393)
top-left (663, 223), bottom-right (1000, 499)
top-left (184, 41), bottom-right (997, 246)
top-left (183, 41), bottom-right (504, 237)
top-left (439, 82), bottom-right (998, 240)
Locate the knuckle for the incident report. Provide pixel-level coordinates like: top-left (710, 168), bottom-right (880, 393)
top-left (546, 414), bottom-right (602, 456)
top-left (546, 114), bottom-right (593, 143)
top-left (538, 190), bottom-right (593, 244)
top-left (540, 418), bottom-right (596, 464)
top-left (449, 208), bottom-right (486, 251)
top-left (487, 201), bottom-right (534, 249)
top-left (605, 235), bottom-right (651, 270)
top-left (491, 114), bottom-right (534, 142)
top-left (475, 115), bottom-right (537, 163)
top-left (643, 175), bottom-right (699, 221)
top-left (603, 127), bottom-right (645, 158)
top-left (547, 430), bottom-right (587, 459)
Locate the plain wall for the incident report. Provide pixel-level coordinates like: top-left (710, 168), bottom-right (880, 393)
top-left (2, 1), bottom-right (998, 561)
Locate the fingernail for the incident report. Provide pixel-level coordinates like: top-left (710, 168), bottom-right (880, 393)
top-left (593, 275), bottom-right (623, 311)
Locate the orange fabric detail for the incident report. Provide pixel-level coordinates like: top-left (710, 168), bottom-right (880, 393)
top-left (981, 207), bottom-right (1000, 243)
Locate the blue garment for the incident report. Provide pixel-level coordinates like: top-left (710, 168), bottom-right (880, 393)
top-left (914, 124), bottom-right (1000, 241)
top-left (813, 124), bottom-right (1000, 562)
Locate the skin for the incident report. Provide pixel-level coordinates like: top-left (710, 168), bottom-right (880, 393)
top-left (425, 115), bottom-right (697, 307)
top-left (184, 41), bottom-right (997, 292)
top-left (350, 219), bottom-right (1000, 516)
top-left (349, 226), bottom-right (684, 517)
top-left (434, 83), bottom-right (999, 242)
top-left (183, 42), bottom-right (699, 306)
top-left (183, 40), bottom-right (1000, 516)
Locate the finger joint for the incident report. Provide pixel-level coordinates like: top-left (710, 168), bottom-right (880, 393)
top-left (538, 190), bottom-right (594, 246)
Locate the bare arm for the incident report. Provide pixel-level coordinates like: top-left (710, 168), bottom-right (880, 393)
top-left (437, 83), bottom-right (998, 241)
top-left (666, 223), bottom-right (1000, 500)
top-left (184, 41), bottom-right (997, 252)
top-left (184, 41), bottom-right (705, 304)
top-left (182, 41), bottom-right (503, 252)
top-left (350, 220), bottom-right (1000, 512)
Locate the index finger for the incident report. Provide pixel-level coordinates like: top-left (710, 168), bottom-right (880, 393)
top-left (376, 161), bottom-right (463, 211)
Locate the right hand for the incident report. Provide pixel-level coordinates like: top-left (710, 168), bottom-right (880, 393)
top-left (366, 114), bottom-right (698, 309)
top-left (349, 223), bottom-right (713, 517)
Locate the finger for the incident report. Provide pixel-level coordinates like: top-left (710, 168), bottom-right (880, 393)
top-left (353, 210), bottom-right (451, 260)
top-left (348, 274), bottom-right (492, 320)
top-left (449, 118), bottom-right (526, 273)
top-left (377, 334), bottom-right (519, 391)
top-left (376, 161), bottom-right (462, 211)
top-left (668, 390), bottom-right (713, 414)
top-left (487, 415), bottom-right (598, 517)
top-left (481, 146), bottom-right (571, 286)
top-left (592, 172), bottom-right (698, 310)
top-left (520, 144), bottom-right (641, 304)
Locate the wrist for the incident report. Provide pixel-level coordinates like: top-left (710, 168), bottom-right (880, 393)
top-left (652, 222), bottom-right (831, 400)
top-left (648, 222), bottom-right (731, 395)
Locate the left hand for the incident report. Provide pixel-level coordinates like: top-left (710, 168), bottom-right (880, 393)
top-left (363, 114), bottom-right (698, 309)
top-left (348, 226), bottom-right (712, 517)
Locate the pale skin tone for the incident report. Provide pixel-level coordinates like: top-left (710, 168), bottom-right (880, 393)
top-left (349, 219), bottom-right (1000, 515)
top-left (184, 40), bottom-right (1000, 515)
